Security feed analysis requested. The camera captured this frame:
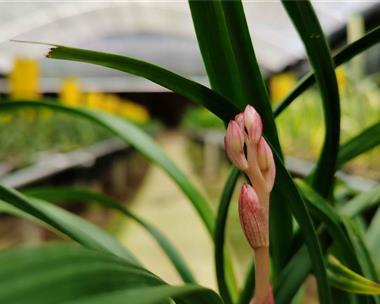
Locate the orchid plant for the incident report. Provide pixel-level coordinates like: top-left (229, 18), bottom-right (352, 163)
top-left (0, 1), bottom-right (380, 304)
top-left (225, 105), bottom-right (275, 304)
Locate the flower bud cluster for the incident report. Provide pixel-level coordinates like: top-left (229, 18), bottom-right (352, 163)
top-left (224, 105), bottom-right (276, 304)
top-left (224, 105), bottom-right (275, 249)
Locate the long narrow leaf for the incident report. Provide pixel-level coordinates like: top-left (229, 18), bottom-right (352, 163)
top-left (68, 285), bottom-right (223, 304)
top-left (367, 206), bottom-right (380, 268)
top-left (0, 185), bottom-right (137, 263)
top-left (296, 180), bottom-right (359, 270)
top-left (238, 265), bottom-right (255, 304)
top-left (0, 101), bottom-right (215, 235)
top-left (188, 1), bottom-right (244, 109)
top-left (41, 43), bottom-right (239, 123)
top-left (270, 146), bottom-right (330, 304)
top-left (274, 26), bottom-right (380, 117)
top-left (214, 168), bottom-right (240, 304)
top-left (217, 1), bottom-right (282, 152)
top-left (340, 185), bottom-right (380, 217)
top-left (24, 187), bottom-right (196, 284)
top-left (276, 184), bottom-right (380, 303)
top-left (338, 122), bottom-right (380, 168)
top-left (282, 0), bottom-right (340, 199)
top-left (328, 256), bottom-right (380, 296)
top-left (0, 244), bottom-right (223, 304)
top-left (342, 219), bottom-right (380, 289)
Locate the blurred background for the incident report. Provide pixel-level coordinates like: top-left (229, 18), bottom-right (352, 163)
top-left (0, 1), bottom-right (379, 302)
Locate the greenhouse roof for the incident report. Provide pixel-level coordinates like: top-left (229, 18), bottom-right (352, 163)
top-left (0, 1), bottom-right (376, 92)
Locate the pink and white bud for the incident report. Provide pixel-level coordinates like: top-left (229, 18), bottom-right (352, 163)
top-left (235, 112), bottom-right (245, 131)
top-left (239, 184), bottom-right (269, 249)
top-left (224, 120), bottom-right (248, 170)
top-left (257, 137), bottom-right (276, 192)
top-left (244, 105), bottom-right (263, 144)
top-left (257, 137), bottom-right (271, 171)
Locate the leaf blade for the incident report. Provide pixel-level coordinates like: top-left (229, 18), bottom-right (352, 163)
top-left (274, 26), bottom-right (380, 117)
top-left (0, 185), bottom-right (137, 263)
top-left (214, 168), bottom-right (240, 304)
top-left (328, 256), bottom-right (380, 296)
top-left (0, 244), bottom-right (223, 304)
top-left (46, 44), bottom-right (239, 123)
top-left (338, 122), bottom-right (380, 168)
top-left (24, 187), bottom-right (196, 284)
top-left (282, 0), bottom-right (340, 198)
top-left (270, 147), bottom-right (331, 304)
top-left (0, 101), bottom-right (215, 235)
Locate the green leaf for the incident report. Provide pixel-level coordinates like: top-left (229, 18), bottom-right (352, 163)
top-left (340, 185), bottom-right (380, 217)
top-left (275, 183), bottom-right (380, 304)
top-left (0, 185), bottom-right (137, 263)
top-left (296, 180), bottom-right (359, 270)
top-left (215, 1), bottom-right (282, 152)
top-left (214, 168), bottom-right (240, 304)
top-left (342, 219), bottom-right (380, 293)
top-left (274, 245), bottom-right (311, 303)
top-left (367, 206), bottom-right (380, 269)
top-left (67, 285), bottom-right (223, 304)
top-left (0, 101), bottom-right (215, 235)
top-left (270, 147), bottom-right (331, 304)
top-left (188, 1), bottom-right (244, 110)
top-left (24, 187), bottom-right (196, 284)
top-left (44, 44), bottom-right (239, 123)
top-left (238, 265), bottom-right (255, 304)
top-left (282, 0), bottom-right (340, 199)
top-left (216, 0), bottom-right (294, 275)
top-left (0, 244), bottom-right (222, 304)
top-left (338, 122), bottom-right (380, 168)
top-left (327, 256), bottom-right (380, 296)
top-left (274, 26), bottom-right (380, 117)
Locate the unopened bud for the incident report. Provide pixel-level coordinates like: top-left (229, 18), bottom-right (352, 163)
top-left (239, 184), bottom-right (269, 249)
top-left (257, 137), bottom-right (271, 171)
top-left (257, 138), bottom-right (276, 192)
top-left (244, 105), bottom-right (262, 144)
top-left (224, 120), bottom-right (248, 170)
top-left (235, 113), bottom-right (245, 130)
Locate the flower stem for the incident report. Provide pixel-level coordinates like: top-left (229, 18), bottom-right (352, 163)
top-left (252, 246), bottom-right (271, 304)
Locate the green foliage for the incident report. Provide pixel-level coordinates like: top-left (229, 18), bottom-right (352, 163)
top-left (0, 244), bottom-right (222, 304)
top-left (0, 1), bottom-right (380, 303)
top-left (181, 107), bottom-right (225, 131)
top-left (24, 187), bottom-right (196, 284)
top-left (327, 255), bottom-right (380, 296)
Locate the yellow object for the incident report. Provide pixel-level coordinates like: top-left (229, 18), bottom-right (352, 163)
top-left (104, 95), bottom-right (121, 114)
top-left (119, 99), bottom-right (149, 123)
top-left (59, 79), bottom-right (82, 106)
top-left (8, 58), bottom-right (40, 100)
top-left (84, 92), bottom-right (105, 110)
top-left (336, 67), bottom-right (347, 91)
top-left (270, 72), bottom-right (297, 103)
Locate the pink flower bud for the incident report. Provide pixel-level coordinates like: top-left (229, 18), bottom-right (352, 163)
top-left (235, 113), bottom-right (245, 130)
top-left (257, 138), bottom-right (276, 192)
top-left (257, 137), bottom-right (271, 171)
top-left (239, 184), bottom-right (269, 249)
top-left (244, 105), bottom-right (262, 144)
top-left (224, 120), bottom-right (248, 170)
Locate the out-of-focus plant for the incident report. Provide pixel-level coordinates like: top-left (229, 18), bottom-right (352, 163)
top-left (0, 1), bottom-right (380, 304)
top-left (181, 107), bottom-right (225, 131)
top-left (0, 72), bottom-right (151, 169)
top-left (276, 66), bottom-right (380, 179)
